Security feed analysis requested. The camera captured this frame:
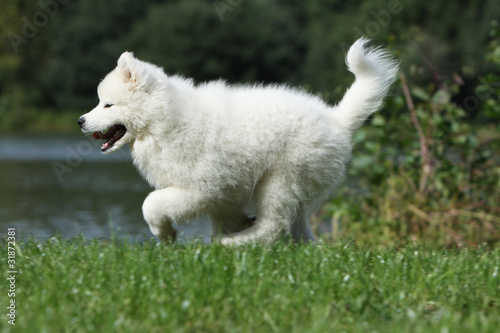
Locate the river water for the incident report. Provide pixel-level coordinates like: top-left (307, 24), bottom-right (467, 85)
top-left (0, 135), bottom-right (211, 242)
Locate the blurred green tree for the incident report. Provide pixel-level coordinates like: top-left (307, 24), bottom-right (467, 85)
top-left (124, 0), bottom-right (305, 84)
top-left (0, 0), bottom-right (499, 126)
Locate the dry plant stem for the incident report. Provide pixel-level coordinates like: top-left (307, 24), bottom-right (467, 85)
top-left (400, 73), bottom-right (431, 194)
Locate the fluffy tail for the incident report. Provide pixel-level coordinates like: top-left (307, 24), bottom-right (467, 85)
top-left (333, 38), bottom-right (399, 131)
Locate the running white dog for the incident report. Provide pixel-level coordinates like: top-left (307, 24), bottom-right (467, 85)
top-left (78, 38), bottom-right (398, 245)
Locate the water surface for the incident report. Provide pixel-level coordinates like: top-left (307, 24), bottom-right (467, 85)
top-left (0, 135), bottom-right (210, 242)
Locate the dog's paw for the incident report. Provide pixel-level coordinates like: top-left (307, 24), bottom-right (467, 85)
top-left (211, 234), bottom-right (228, 245)
top-left (212, 234), bottom-right (245, 246)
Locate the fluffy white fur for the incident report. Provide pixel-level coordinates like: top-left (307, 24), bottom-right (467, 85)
top-left (79, 37), bottom-right (398, 245)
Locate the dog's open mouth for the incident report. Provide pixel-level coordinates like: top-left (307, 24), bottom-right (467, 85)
top-left (93, 125), bottom-right (127, 152)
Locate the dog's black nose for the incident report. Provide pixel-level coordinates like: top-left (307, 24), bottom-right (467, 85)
top-left (78, 117), bottom-right (85, 128)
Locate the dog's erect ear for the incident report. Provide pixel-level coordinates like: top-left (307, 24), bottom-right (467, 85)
top-left (116, 51), bottom-right (159, 92)
top-left (117, 52), bottom-right (136, 84)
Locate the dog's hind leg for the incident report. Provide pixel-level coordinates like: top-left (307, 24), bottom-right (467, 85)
top-left (142, 187), bottom-right (212, 243)
top-left (215, 171), bottom-right (301, 246)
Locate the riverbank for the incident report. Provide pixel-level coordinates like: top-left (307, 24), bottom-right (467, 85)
top-left (0, 109), bottom-right (81, 134)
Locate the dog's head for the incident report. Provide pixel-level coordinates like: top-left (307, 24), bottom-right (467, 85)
top-left (78, 52), bottom-right (167, 154)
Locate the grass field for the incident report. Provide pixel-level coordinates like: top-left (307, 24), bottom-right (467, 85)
top-left (2, 237), bottom-right (499, 332)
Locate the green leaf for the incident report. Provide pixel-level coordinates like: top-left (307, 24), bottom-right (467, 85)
top-left (372, 114), bottom-right (386, 126)
top-left (432, 89), bottom-right (451, 105)
top-left (411, 87), bottom-right (430, 101)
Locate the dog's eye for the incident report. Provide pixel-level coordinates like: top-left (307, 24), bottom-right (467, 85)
top-left (104, 103), bottom-right (114, 108)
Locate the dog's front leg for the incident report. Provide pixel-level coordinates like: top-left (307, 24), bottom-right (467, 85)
top-left (142, 187), bottom-right (211, 243)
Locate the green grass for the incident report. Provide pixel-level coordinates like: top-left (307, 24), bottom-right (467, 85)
top-left (2, 238), bottom-right (499, 333)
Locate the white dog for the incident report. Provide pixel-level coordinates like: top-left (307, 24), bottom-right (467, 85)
top-left (78, 38), bottom-right (398, 245)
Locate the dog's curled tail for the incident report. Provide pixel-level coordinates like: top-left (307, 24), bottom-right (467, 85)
top-left (333, 37), bottom-right (399, 131)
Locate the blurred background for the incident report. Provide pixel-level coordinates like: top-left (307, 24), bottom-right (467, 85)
top-left (0, 0), bottom-right (499, 245)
